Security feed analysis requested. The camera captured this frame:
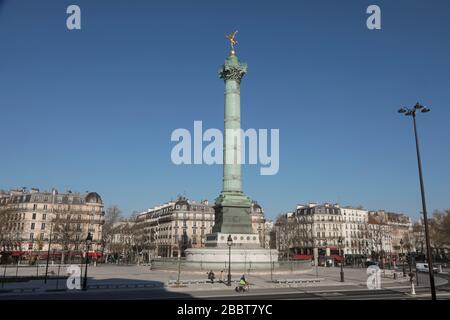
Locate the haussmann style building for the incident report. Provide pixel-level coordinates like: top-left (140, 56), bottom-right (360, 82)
top-left (0, 188), bottom-right (104, 262)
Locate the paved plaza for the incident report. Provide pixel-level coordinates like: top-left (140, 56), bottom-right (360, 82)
top-left (1, 264), bottom-right (448, 299)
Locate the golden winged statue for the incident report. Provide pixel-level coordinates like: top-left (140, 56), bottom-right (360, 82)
top-left (226, 30), bottom-right (238, 53)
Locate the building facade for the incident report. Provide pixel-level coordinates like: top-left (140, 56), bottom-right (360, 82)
top-left (0, 188), bottom-right (104, 260)
top-left (368, 210), bottom-right (413, 259)
top-left (134, 197), bottom-right (266, 258)
top-left (275, 202), bottom-right (416, 265)
top-left (341, 206), bottom-right (370, 256)
top-left (135, 197), bottom-right (215, 258)
top-left (290, 203), bottom-right (345, 258)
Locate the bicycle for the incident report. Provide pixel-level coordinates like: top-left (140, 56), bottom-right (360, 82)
top-left (235, 283), bottom-right (250, 293)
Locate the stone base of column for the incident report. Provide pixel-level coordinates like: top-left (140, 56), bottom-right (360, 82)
top-left (184, 247), bottom-right (279, 270)
top-left (204, 232), bottom-right (261, 248)
top-left (212, 191), bottom-right (253, 234)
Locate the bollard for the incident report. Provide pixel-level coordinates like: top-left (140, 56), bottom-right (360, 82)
top-left (411, 281), bottom-right (416, 295)
top-left (408, 272), bottom-right (416, 295)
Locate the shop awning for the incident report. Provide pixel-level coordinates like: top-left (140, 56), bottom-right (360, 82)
top-left (293, 254), bottom-right (313, 260)
top-left (87, 252), bottom-right (103, 258)
top-left (330, 254), bottom-right (344, 262)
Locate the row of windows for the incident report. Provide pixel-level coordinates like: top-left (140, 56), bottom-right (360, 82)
top-left (30, 222), bottom-right (46, 230)
top-left (316, 232), bottom-right (341, 238)
top-left (28, 233), bottom-right (87, 241)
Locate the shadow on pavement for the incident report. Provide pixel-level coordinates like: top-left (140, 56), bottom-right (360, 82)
top-left (0, 277), bottom-right (195, 300)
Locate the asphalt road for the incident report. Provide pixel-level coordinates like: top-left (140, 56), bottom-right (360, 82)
top-left (1, 281), bottom-right (449, 300)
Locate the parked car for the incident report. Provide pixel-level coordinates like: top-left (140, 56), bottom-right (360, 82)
top-left (416, 263), bottom-right (439, 273)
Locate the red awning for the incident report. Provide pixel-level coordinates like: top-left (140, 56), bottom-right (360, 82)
top-left (87, 252), bottom-right (103, 258)
top-left (330, 254), bottom-right (344, 262)
top-left (11, 251), bottom-right (26, 257)
top-left (293, 254), bottom-right (313, 260)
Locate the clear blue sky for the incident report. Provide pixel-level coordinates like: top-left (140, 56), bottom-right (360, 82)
top-left (1, 0), bottom-right (449, 221)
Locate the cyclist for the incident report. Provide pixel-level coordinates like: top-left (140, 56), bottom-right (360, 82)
top-left (239, 275), bottom-right (249, 291)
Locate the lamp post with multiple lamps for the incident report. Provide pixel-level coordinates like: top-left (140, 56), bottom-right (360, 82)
top-left (338, 237), bottom-right (345, 282)
top-left (398, 102), bottom-right (436, 300)
top-left (227, 235), bottom-right (233, 286)
top-left (82, 232), bottom-right (93, 291)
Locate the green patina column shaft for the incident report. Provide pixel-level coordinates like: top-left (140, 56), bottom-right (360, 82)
top-left (221, 54), bottom-right (245, 192)
top-left (213, 50), bottom-right (253, 234)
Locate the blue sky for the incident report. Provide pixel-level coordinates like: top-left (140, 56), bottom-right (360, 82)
top-left (1, 0), bottom-right (449, 220)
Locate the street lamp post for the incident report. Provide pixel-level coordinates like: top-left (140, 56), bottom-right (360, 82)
top-left (82, 232), bottom-right (93, 291)
top-left (400, 238), bottom-right (406, 277)
top-left (227, 235), bottom-right (233, 286)
top-left (378, 240), bottom-right (383, 268)
top-left (176, 244), bottom-right (182, 286)
top-left (398, 103), bottom-right (436, 300)
top-left (338, 237), bottom-right (344, 282)
top-left (408, 250), bottom-right (412, 274)
top-left (1, 244), bottom-right (7, 289)
top-left (269, 245), bottom-right (273, 282)
top-left (44, 222), bottom-right (53, 284)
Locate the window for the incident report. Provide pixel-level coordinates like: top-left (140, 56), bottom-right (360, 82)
top-left (29, 233), bottom-right (34, 240)
top-left (41, 223), bottom-right (46, 230)
top-left (43, 205), bottom-right (47, 210)
top-left (40, 233), bottom-right (44, 240)
top-left (42, 214), bottom-right (46, 220)
top-left (33, 204), bottom-right (37, 210)
top-left (31, 223), bottom-right (35, 230)
top-left (32, 213), bottom-right (36, 220)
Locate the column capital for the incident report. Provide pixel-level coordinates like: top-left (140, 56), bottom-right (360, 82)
top-left (219, 55), bottom-right (247, 83)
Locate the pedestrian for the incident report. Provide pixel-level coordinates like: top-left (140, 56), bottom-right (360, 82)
top-left (207, 270), bottom-right (215, 284)
top-left (219, 270), bottom-right (224, 283)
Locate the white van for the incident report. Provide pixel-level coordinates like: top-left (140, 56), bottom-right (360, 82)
top-left (416, 263), bottom-right (439, 273)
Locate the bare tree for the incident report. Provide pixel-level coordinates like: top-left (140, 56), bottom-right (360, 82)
top-left (429, 210), bottom-right (450, 257)
top-left (101, 205), bottom-right (123, 262)
top-left (52, 212), bottom-right (83, 264)
top-left (0, 208), bottom-right (12, 247)
top-left (274, 213), bottom-right (299, 259)
top-left (368, 213), bottom-right (390, 264)
top-left (413, 221), bottom-right (425, 253)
